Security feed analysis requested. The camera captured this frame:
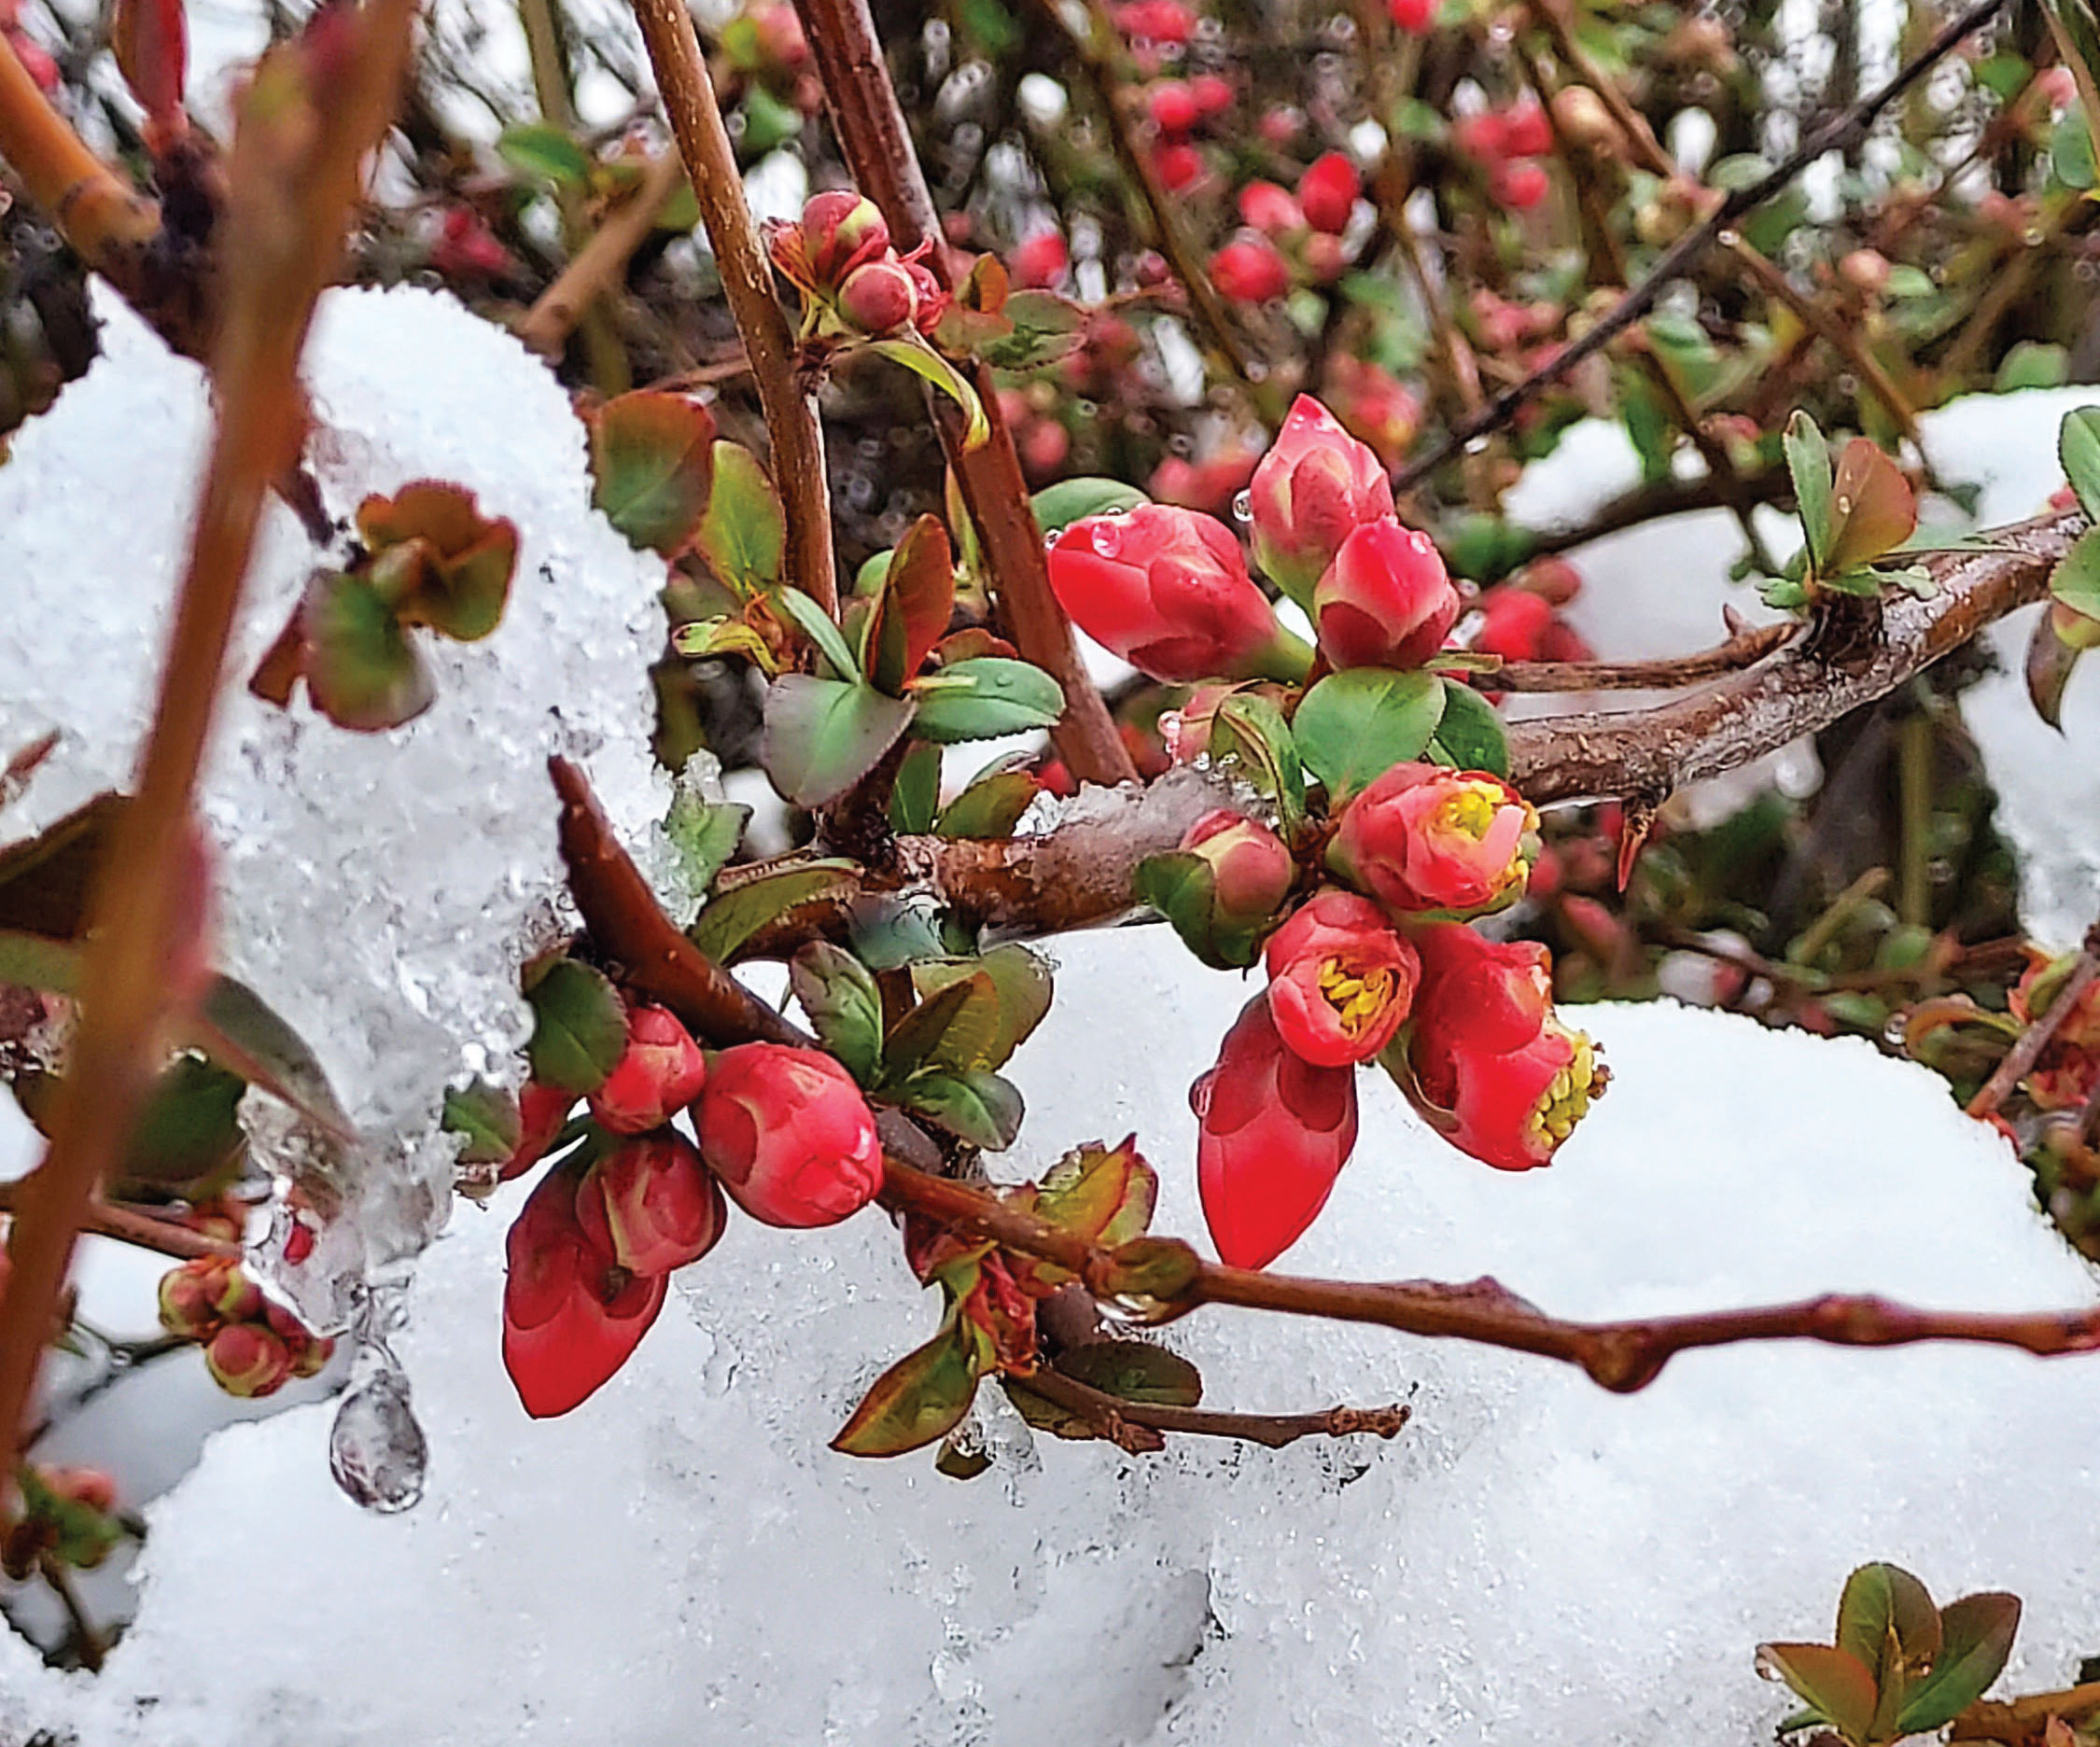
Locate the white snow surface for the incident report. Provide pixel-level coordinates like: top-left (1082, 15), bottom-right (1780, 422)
top-left (6, 928), bottom-right (2100, 1746)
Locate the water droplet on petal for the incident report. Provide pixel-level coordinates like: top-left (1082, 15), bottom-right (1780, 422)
top-left (1090, 520), bottom-right (1125, 558)
top-left (1230, 489), bottom-right (1253, 524)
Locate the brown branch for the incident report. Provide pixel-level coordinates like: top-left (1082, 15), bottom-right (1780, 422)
top-left (631, 0), bottom-right (836, 613)
top-left (878, 1160), bottom-right (2100, 1396)
top-left (1951, 1680), bottom-right (2100, 1741)
top-left (1505, 509), bottom-right (2080, 805)
top-left (788, 0), bottom-right (1138, 788)
top-left (1967, 919), bottom-right (2100, 1118)
top-left (516, 148), bottom-right (686, 359)
top-left (1012, 1363), bottom-right (1411, 1452)
top-left (1489, 622), bottom-right (1794, 692)
top-left (0, 0), bottom-right (418, 1494)
top-left (0, 36), bottom-right (160, 274)
top-left (1392, 0), bottom-right (2010, 493)
top-left (1519, 464), bottom-right (1796, 560)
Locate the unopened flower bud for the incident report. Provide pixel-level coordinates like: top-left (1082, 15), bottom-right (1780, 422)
top-left (801, 189), bottom-right (889, 287)
top-left (589, 1004), bottom-right (708, 1136)
top-left (1312, 517), bottom-right (1459, 669)
top-left (1182, 810), bottom-right (1295, 925)
top-left (697, 1044), bottom-right (883, 1228)
top-left (205, 1321), bottom-right (295, 1398)
top-left (835, 259), bottom-right (920, 334)
top-left (576, 1131), bottom-right (729, 1275)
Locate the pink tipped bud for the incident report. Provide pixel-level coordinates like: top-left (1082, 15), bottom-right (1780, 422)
top-left (836, 259), bottom-right (921, 334)
top-left (575, 1132), bottom-right (729, 1275)
top-left (1296, 152), bottom-right (1360, 234)
top-left (158, 1258), bottom-right (224, 1338)
top-left (802, 189), bottom-right (890, 287)
top-left (211, 1262), bottom-right (266, 1323)
top-left (1237, 180), bottom-right (1305, 238)
top-left (205, 1322), bottom-right (295, 1399)
top-left (1312, 516), bottom-right (1459, 669)
top-left (1009, 229), bottom-right (1069, 289)
top-left (589, 1004), bottom-right (708, 1136)
top-left (1182, 810), bottom-right (1295, 926)
top-left (1147, 79), bottom-right (1198, 135)
top-left (1248, 394), bottom-right (1395, 605)
top-left (697, 1044), bottom-right (883, 1228)
top-left (1209, 236), bottom-right (1291, 303)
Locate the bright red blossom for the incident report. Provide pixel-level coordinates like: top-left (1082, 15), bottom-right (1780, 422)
top-left (588, 1004), bottom-right (707, 1135)
top-left (1237, 180), bottom-right (1305, 237)
top-left (1247, 393), bottom-right (1395, 605)
top-left (1210, 236), bottom-right (1291, 303)
top-left (575, 1131), bottom-right (728, 1275)
top-left (697, 1043), bottom-right (883, 1228)
top-left (1263, 889), bottom-right (1420, 1067)
top-left (1195, 996), bottom-right (1360, 1268)
top-left (1387, 0), bottom-right (1435, 27)
top-left (1312, 517), bottom-right (1459, 669)
top-left (1009, 229), bottom-right (1069, 289)
top-left (1047, 503), bottom-right (1283, 683)
top-left (1147, 79), bottom-right (1198, 134)
top-left (1329, 762), bottom-right (1537, 915)
top-left (1296, 152), bottom-right (1360, 233)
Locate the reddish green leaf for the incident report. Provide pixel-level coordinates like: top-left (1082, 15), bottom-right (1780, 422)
top-left (301, 571), bottom-right (435, 732)
top-left (110, 0), bottom-right (185, 126)
top-left (1755, 1642), bottom-right (1879, 1743)
top-left (910, 944), bottom-right (1051, 1071)
top-left (866, 513), bottom-right (956, 694)
top-left (789, 943), bottom-right (884, 1083)
top-left (977, 290), bottom-right (1087, 369)
top-left (884, 971), bottom-right (1001, 1078)
top-left (694, 440), bottom-right (787, 594)
top-left (1057, 1338), bottom-right (1202, 1407)
top-left (442, 1076), bottom-right (523, 1166)
top-left (897, 1066), bottom-right (1024, 1150)
top-left (525, 957), bottom-right (628, 1095)
top-left (2031, 605), bottom-right (2093, 729)
top-left (1896, 1594), bottom-right (2022, 1735)
top-left (832, 1320), bottom-right (983, 1456)
top-left (1824, 439), bottom-right (1918, 573)
top-left (935, 767), bottom-right (1040, 839)
top-left (689, 859), bottom-right (858, 964)
top-left (1034, 1138), bottom-right (1158, 1249)
top-left (760, 675), bottom-right (917, 807)
top-left (587, 392), bottom-right (716, 558)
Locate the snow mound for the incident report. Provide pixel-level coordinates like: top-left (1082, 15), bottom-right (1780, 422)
top-left (6, 927), bottom-right (2097, 1746)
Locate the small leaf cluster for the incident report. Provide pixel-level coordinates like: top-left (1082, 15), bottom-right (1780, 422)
top-left (1761, 414), bottom-right (1929, 609)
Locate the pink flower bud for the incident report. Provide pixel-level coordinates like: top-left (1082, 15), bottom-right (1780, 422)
top-left (801, 189), bottom-right (890, 287)
top-left (1209, 236), bottom-right (1291, 303)
top-left (1147, 79), bottom-right (1198, 135)
top-left (576, 1132), bottom-right (729, 1275)
top-left (1113, 0), bottom-right (1196, 42)
top-left (1247, 394), bottom-right (1395, 605)
top-left (1491, 159), bottom-right (1549, 211)
top-left (212, 1261), bottom-right (266, 1323)
top-left (1182, 809), bottom-right (1295, 925)
top-left (1452, 112), bottom-right (1508, 163)
top-left (1236, 180), bottom-right (1305, 237)
top-left (205, 1321), bottom-right (295, 1398)
top-left (503, 1161), bottom-right (667, 1418)
top-left (1328, 762), bottom-right (1538, 916)
top-left (697, 1044), bottom-right (883, 1228)
top-left (1312, 517), bottom-right (1459, 669)
top-left (1387, 0), bottom-right (1435, 29)
top-left (158, 1257), bottom-right (224, 1338)
top-left (1194, 996), bottom-right (1359, 1269)
top-left (1154, 141), bottom-right (1205, 190)
top-left (1047, 503), bottom-right (1294, 684)
top-left (1296, 152), bottom-right (1360, 234)
top-left (499, 1081), bottom-right (580, 1182)
top-left (1009, 229), bottom-right (1069, 290)
top-left (1263, 889), bottom-right (1420, 1066)
top-left (1191, 73), bottom-right (1234, 117)
top-left (587, 1004), bottom-right (707, 1135)
top-left (835, 259), bottom-right (920, 334)
top-left (1500, 101), bottom-right (1552, 157)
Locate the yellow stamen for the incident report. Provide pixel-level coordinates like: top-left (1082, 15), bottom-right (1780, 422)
top-left (1436, 785), bottom-right (1500, 841)
top-left (1317, 956), bottom-right (1396, 1036)
top-left (1525, 1030), bottom-right (1605, 1150)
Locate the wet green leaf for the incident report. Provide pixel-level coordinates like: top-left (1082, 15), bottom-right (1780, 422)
top-left (694, 440), bottom-right (787, 594)
top-left (761, 676), bottom-right (917, 807)
top-left (691, 859), bottom-right (858, 963)
top-left (588, 391), bottom-right (716, 558)
top-left (1291, 668), bottom-right (1445, 800)
top-left (832, 1319), bottom-right (983, 1456)
top-left (789, 942), bottom-right (884, 1083)
top-left (525, 958), bottom-right (627, 1095)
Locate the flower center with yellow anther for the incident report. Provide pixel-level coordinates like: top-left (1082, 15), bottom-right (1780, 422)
top-left (1524, 1027), bottom-right (1606, 1149)
top-left (1317, 957), bottom-right (1396, 1036)
top-left (1435, 786), bottom-right (1500, 841)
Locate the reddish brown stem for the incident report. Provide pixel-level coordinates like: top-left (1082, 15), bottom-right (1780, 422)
top-left (0, 1181), bottom-right (240, 1261)
top-left (630, 0), bottom-right (835, 613)
top-left (787, 0), bottom-right (1138, 788)
top-left (515, 149), bottom-right (687, 359)
top-left (1490, 622), bottom-right (1794, 692)
top-left (1013, 1364), bottom-right (1410, 1451)
top-left (0, 35), bottom-right (160, 275)
top-left (0, 0), bottom-right (418, 1494)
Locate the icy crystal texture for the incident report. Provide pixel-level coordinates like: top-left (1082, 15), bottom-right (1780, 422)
top-left (5, 928), bottom-right (2100, 1745)
top-left (0, 285), bottom-right (665, 1449)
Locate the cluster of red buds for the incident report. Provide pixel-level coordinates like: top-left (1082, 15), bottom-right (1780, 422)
top-left (3, 1465), bottom-right (119, 1579)
top-left (1213, 150), bottom-right (1362, 296)
top-left (1145, 70), bottom-right (1236, 192)
top-left (157, 1257), bottom-right (334, 1398)
top-left (766, 189), bottom-right (948, 341)
top-left (1452, 101), bottom-right (1553, 211)
top-left (498, 999), bottom-right (885, 1417)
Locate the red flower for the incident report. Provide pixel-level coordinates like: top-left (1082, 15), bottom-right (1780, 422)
top-left (1194, 996), bottom-right (1359, 1267)
top-left (697, 1044), bottom-right (883, 1227)
top-left (1147, 79), bottom-right (1198, 135)
top-left (589, 1004), bottom-right (707, 1136)
top-left (1047, 503), bottom-right (1295, 683)
top-left (1499, 101), bottom-right (1553, 158)
top-left (1237, 180), bottom-right (1305, 238)
top-left (1387, 0), bottom-right (1435, 30)
top-left (1491, 160), bottom-right (1550, 210)
top-left (1154, 140), bottom-right (1205, 190)
top-left (1009, 229), bottom-right (1069, 289)
top-left (1263, 889), bottom-right (1420, 1067)
top-left (503, 1161), bottom-right (668, 1419)
top-left (1311, 516), bottom-right (1459, 669)
top-left (1190, 73), bottom-right (1234, 117)
top-left (1328, 762), bottom-right (1537, 916)
top-left (575, 1132), bottom-right (728, 1275)
top-left (1296, 152), bottom-right (1360, 234)
top-left (1182, 808), bottom-right (1295, 926)
top-left (499, 1081), bottom-right (579, 1181)
top-left (1113, 0), bottom-right (1196, 42)
top-left (1210, 236), bottom-right (1291, 303)
top-left (1247, 393), bottom-right (1394, 605)
top-left (1405, 924), bottom-right (1603, 1169)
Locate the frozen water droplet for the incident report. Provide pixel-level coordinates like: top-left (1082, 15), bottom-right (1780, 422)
top-left (1089, 520), bottom-right (1125, 558)
top-left (1835, 495), bottom-right (1854, 515)
top-left (1230, 489), bottom-right (1253, 524)
top-left (329, 1352), bottom-right (428, 1514)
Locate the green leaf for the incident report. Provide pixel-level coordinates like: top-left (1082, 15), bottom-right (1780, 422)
top-left (118, 1053), bottom-right (246, 1195)
top-left (442, 1076), bottom-right (523, 1167)
top-left (885, 971), bottom-right (1002, 1078)
top-left (671, 615), bottom-right (777, 671)
top-left (1785, 411), bottom-right (1836, 574)
top-left (909, 657), bottom-right (1064, 742)
top-left (1995, 341), bottom-right (2071, 392)
top-left (1057, 1338), bottom-right (1202, 1407)
top-left (587, 391), bottom-right (716, 558)
top-left (789, 942), bottom-right (884, 1083)
top-left (772, 585), bottom-right (860, 678)
top-left (1426, 678), bottom-right (1510, 776)
top-left (738, 83), bottom-right (802, 154)
top-left (761, 675), bottom-right (917, 807)
top-left (2060, 407), bottom-right (2100, 524)
top-left (870, 336), bottom-right (989, 447)
top-left (694, 440), bottom-right (787, 594)
top-left (1030, 476), bottom-right (1148, 538)
top-left (832, 1319), bottom-right (984, 1456)
top-left (691, 859), bottom-right (859, 963)
top-left (911, 944), bottom-right (1051, 1071)
top-left (301, 571), bottom-right (435, 732)
top-left (1895, 1593), bottom-right (2022, 1735)
top-left (866, 513), bottom-right (956, 693)
top-left (189, 974), bottom-right (356, 1141)
top-left (889, 743), bottom-right (942, 833)
top-left (0, 926), bottom-right (80, 994)
top-left (977, 290), bottom-right (1087, 369)
top-left (525, 957), bottom-right (628, 1095)
top-left (2055, 102), bottom-right (2100, 189)
top-left (1837, 1563), bottom-right (1940, 1691)
top-left (1824, 439), bottom-right (1918, 573)
top-left (1035, 1139), bottom-right (1157, 1248)
top-left (848, 895), bottom-right (945, 970)
top-left (1211, 693), bottom-right (1306, 830)
top-left (936, 767), bottom-right (1040, 839)
top-left (898, 1065), bottom-right (1024, 1149)
top-left (1755, 1643), bottom-right (1879, 1744)
top-left (2052, 526), bottom-right (2100, 625)
top-left (1291, 668), bottom-right (1446, 800)
top-left (497, 122), bottom-right (592, 188)
top-left (664, 791), bottom-right (750, 893)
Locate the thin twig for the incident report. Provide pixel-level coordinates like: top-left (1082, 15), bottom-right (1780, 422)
top-left (1014, 1363), bottom-right (1410, 1451)
top-left (631, 0), bottom-right (836, 612)
top-left (1951, 1679), bottom-right (2100, 1741)
top-left (788, 0), bottom-right (1137, 786)
top-left (0, 0), bottom-right (418, 1496)
top-left (0, 1182), bottom-right (239, 1261)
top-left (516, 149), bottom-right (687, 357)
top-left (1393, 0), bottom-right (2010, 493)
top-left (1489, 622), bottom-right (1793, 692)
top-left (38, 1556), bottom-right (105, 1671)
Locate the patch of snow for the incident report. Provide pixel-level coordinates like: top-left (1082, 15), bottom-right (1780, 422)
top-left (5, 928), bottom-right (2098, 1745)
